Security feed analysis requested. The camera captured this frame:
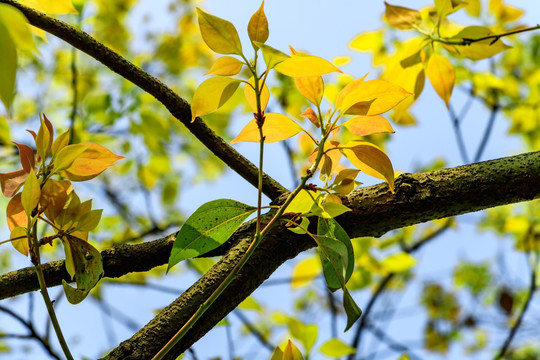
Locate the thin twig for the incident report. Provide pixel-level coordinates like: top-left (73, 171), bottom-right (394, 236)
top-left (233, 310), bottom-right (274, 351)
top-left (432, 25), bottom-right (540, 46)
top-left (448, 104), bottom-right (470, 164)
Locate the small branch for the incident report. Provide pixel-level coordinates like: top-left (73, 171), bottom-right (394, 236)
top-left (448, 104), bottom-right (470, 164)
top-left (0, 0), bottom-right (287, 200)
top-left (232, 310), bottom-right (274, 351)
top-left (495, 253), bottom-right (538, 359)
top-left (432, 25), bottom-right (540, 46)
top-left (365, 322), bottom-right (423, 360)
top-left (474, 91), bottom-right (499, 162)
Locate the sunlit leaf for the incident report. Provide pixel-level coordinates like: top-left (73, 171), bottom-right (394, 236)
top-left (36, 115), bottom-right (52, 160)
top-left (191, 76), bottom-right (241, 120)
top-left (0, 4), bottom-right (38, 52)
top-left (6, 193), bottom-right (26, 231)
top-left (10, 226), bottom-right (28, 256)
top-left (341, 115), bottom-right (395, 136)
top-left (196, 8), bottom-right (243, 56)
top-left (319, 338), bottom-right (356, 358)
top-left (41, 179), bottom-right (71, 221)
top-left (342, 141), bottom-right (395, 192)
top-left (337, 79), bottom-right (412, 116)
top-left (301, 107), bottom-right (320, 128)
top-left (285, 189), bottom-right (320, 214)
top-left (231, 113), bottom-right (303, 144)
top-left (443, 26), bottom-right (511, 60)
top-left (238, 296), bottom-right (262, 312)
top-left (254, 42), bottom-right (289, 69)
top-left (489, 0), bottom-right (523, 23)
top-left (168, 199), bottom-right (256, 271)
top-left (0, 26), bottom-right (17, 111)
top-left (426, 53), bottom-right (455, 108)
top-left (20, 0), bottom-right (78, 15)
top-left (291, 256), bottom-right (321, 289)
top-left (244, 77), bottom-right (269, 112)
top-left (248, 1), bottom-right (269, 46)
top-left (76, 209), bottom-right (103, 232)
top-left (381, 252), bottom-right (417, 273)
top-left (61, 235), bottom-right (104, 304)
top-left (53, 144), bottom-right (89, 172)
top-left (205, 56), bottom-right (244, 76)
top-left (332, 169), bottom-right (360, 195)
top-left (384, 2), bottom-right (421, 30)
top-left (434, 0), bottom-right (467, 22)
top-left (270, 347), bottom-right (284, 360)
top-left (283, 339), bottom-right (305, 360)
top-left (21, 170), bottom-right (40, 217)
top-left (295, 76), bottom-right (324, 106)
top-left (274, 54), bottom-right (342, 78)
top-left (63, 142), bottom-right (124, 181)
top-left (52, 130), bottom-right (70, 157)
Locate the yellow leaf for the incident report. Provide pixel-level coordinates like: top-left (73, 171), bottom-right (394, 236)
top-left (196, 8), bottom-right (243, 56)
top-left (205, 56), bottom-right (244, 76)
top-left (20, 0), bottom-right (77, 14)
top-left (254, 42), bottom-right (289, 69)
top-left (332, 56), bottom-right (350, 67)
top-left (342, 141), bottom-right (395, 192)
top-left (283, 340), bottom-right (305, 360)
top-left (244, 77), bottom-right (269, 112)
top-left (309, 141), bottom-right (342, 180)
top-left (0, 4), bottom-right (38, 52)
top-left (6, 193), bottom-right (26, 231)
top-left (426, 53), bottom-right (455, 108)
top-left (36, 114), bottom-right (53, 160)
top-left (291, 256), bottom-right (322, 289)
top-left (231, 113), bottom-right (303, 144)
top-left (191, 76), bottom-right (241, 120)
top-left (337, 79), bottom-right (412, 116)
top-left (350, 30), bottom-right (384, 53)
top-left (384, 2), bottom-right (421, 30)
top-left (11, 226), bottom-right (28, 256)
top-left (41, 179), bottom-right (71, 221)
top-left (335, 74), bottom-right (369, 110)
top-left (443, 26), bottom-right (511, 60)
top-left (64, 142), bottom-right (124, 181)
top-left (434, 0), bottom-right (467, 21)
top-left (274, 54), bottom-right (342, 78)
top-left (341, 115), bottom-right (395, 137)
top-left (294, 76), bottom-right (324, 106)
top-left (247, 1), bottom-right (269, 45)
top-left (53, 144), bottom-right (89, 172)
top-left (52, 130), bottom-right (70, 156)
top-left (381, 252), bottom-right (417, 273)
top-left (465, 0), bottom-right (481, 17)
top-left (21, 169), bottom-right (40, 217)
top-left (489, 0), bottom-right (523, 23)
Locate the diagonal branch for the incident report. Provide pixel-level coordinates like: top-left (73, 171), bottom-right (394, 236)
top-left (0, 0), bottom-right (287, 200)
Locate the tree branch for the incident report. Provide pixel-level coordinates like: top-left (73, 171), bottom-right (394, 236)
top-left (0, 0), bottom-right (287, 200)
top-left (1, 151), bottom-right (537, 357)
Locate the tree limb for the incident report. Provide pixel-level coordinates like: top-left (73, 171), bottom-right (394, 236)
top-left (0, 0), bottom-right (287, 200)
top-left (2, 151), bottom-right (538, 357)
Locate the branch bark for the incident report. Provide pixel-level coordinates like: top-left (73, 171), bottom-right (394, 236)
top-left (1, 151), bottom-right (538, 358)
top-left (0, 0), bottom-right (287, 200)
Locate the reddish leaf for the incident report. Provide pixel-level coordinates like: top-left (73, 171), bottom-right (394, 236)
top-left (0, 168), bottom-right (28, 198)
top-left (63, 143), bottom-right (124, 181)
top-left (12, 142), bottom-right (35, 173)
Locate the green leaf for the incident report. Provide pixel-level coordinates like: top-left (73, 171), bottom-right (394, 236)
top-left (168, 199), bottom-right (256, 271)
top-left (21, 170), bottom-right (40, 217)
top-left (0, 4), bottom-right (37, 53)
top-left (61, 235), bottom-right (104, 304)
top-left (318, 218), bottom-right (354, 284)
top-left (76, 209), bottom-right (103, 232)
top-left (0, 26), bottom-right (17, 112)
top-left (253, 42), bottom-right (289, 69)
top-left (343, 288), bottom-right (362, 331)
top-left (319, 201), bottom-right (351, 218)
top-left (196, 7), bottom-right (243, 56)
top-left (316, 235), bottom-right (348, 291)
top-left (191, 76), bottom-right (241, 121)
top-left (319, 338), bottom-right (356, 358)
top-left (248, 1), bottom-right (269, 46)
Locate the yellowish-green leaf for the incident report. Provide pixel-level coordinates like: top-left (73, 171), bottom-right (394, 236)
top-left (319, 338), bottom-right (356, 358)
top-left (434, 0), bottom-right (467, 22)
top-left (191, 76), bottom-right (241, 120)
top-left (338, 79), bottom-right (412, 116)
top-left (254, 42), bottom-right (289, 69)
top-left (465, 0), bottom-right (481, 16)
top-left (244, 77), bottom-right (269, 112)
top-left (196, 7), bottom-right (243, 56)
top-left (238, 296), bottom-right (262, 312)
top-left (295, 76), bottom-right (324, 106)
top-left (444, 26), bottom-right (511, 60)
top-left (21, 170), bottom-right (40, 217)
top-left (231, 113), bottom-right (303, 144)
top-left (350, 30), bottom-right (384, 52)
top-left (20, 0), bottom-right (78, 14)
top-left (0, 26), bottom-right (17, 111)
top-left (0, 4), bottom-right (38, 52)
top-left (342, 141), bottom-right (395, 192)
top-left (270, 347), bottom-right (284, 360)
top-left (291, 256), bottom-right (321, 289)
top-left (11, 226), bottom-right (28, 256)
top-left (319, 202), bottom-right (351, 219)
top-left (285, 190), bottom-right (320, 215)
top-left (489, 0), bottom-right (523, 23)
top-left (248, 1), bottom-right (269, 45)
top-left (384, 2), bottom-right (421, 30)
top-left (53, 144), bottom-right (89, 172)
top-left (52, 130), bottom-right (70, 156)
top-left (205, 56), bottom-right (244, 76)
top-left (36, 115), bottom-right (52, 160)
top-left (274, 54), bottom-right (342, 78)
top-left (381, 252), bottom-right (417, 273)
top-left (426, 53), bottom-right (455, 108)
top-left (76, 209), bottom-right (102, 232)
top-left (341, 115), bottom-right (395, 137)
top-left (283, 340), bottom-right (305, 360)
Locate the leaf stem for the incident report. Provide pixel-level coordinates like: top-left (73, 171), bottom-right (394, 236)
top-left (30, 222), bottom-right (74, 360)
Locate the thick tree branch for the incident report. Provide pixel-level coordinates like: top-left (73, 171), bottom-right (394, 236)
top-left (0, 0), bottom-right (287, 200)
top-left (2, 151), bottom-right (538, 358)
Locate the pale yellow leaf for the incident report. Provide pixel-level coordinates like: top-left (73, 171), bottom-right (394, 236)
top-left (274, 54), bottom-right (342, 78)
top-left (191, 76), bottom-right (241, 120)
top-left (20, 0), bottom-right (77, 14)
top-left (231, 113), bottom-right (303, 144)
top-left (205, 56), bottom-right (243, 76)
top-left (247, 1), bottom-right (269, 45)
top-left (443, 26), bottom-right (511, 60)
top-left (291, 256), bottom-right (321, 289)
top-left (381, 252), bottom-right (417, 273)
top-left (343, 141), bottom-right (395, 192)
top-left (244, 77), bottom-right (269, 112)
top-left (196, 8), bottom-right (243, 56)
top-left (426, 53), bottom-right (455, 108)
top-left (11, 226), bottom-right (28, 256)
top-left (341, 115), bottom-right (395, 137)
top-left (295, 76), bottom-right (324, 106)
